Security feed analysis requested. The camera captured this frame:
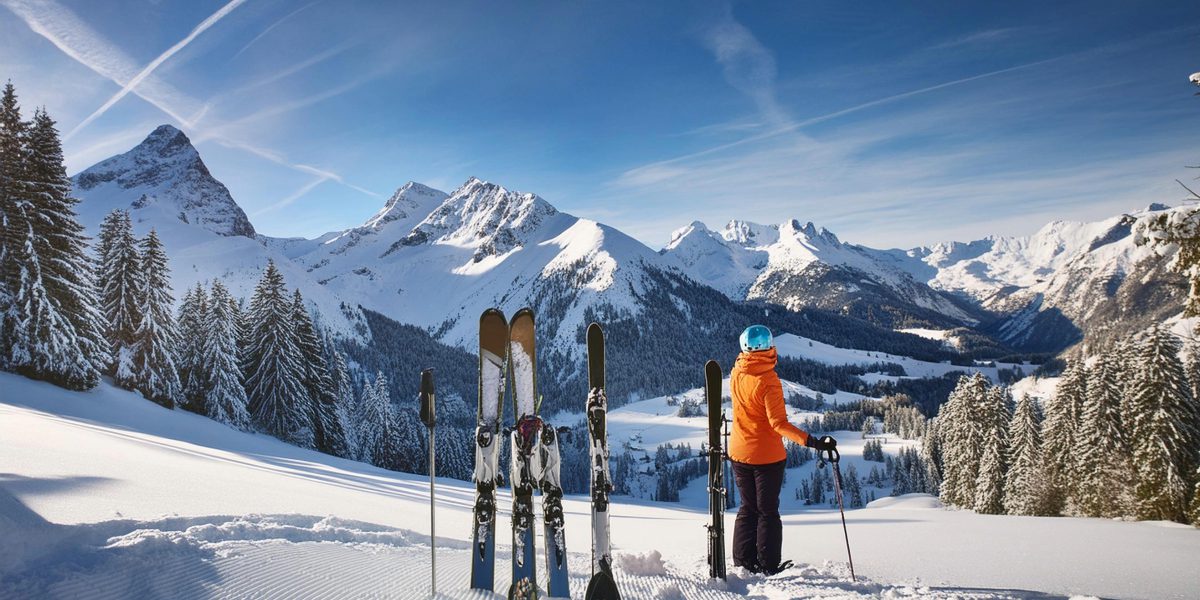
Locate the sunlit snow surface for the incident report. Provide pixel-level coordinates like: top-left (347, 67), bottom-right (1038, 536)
top-left (773, 333), bottom-right (1037, 383)
top-left (2, 372), bottom-right (1197, 600)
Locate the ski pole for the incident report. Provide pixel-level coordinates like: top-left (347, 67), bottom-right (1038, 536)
top-left (817, 439), bottom-right (856, 582)
top-left (419, 369), bottom-right (437, 598)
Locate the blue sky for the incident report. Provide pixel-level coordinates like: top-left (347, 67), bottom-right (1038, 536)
top-left (2, 0), bottom-right (1198, 248)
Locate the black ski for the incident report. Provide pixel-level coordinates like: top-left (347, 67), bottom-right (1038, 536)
top-left (585, 323), bottom-right (621, 600)
top-left (471, 309), bottom-right (509, 591)
top-left (705, 359), bottom-right (727, 580)
top-left (508, 308), bottom-right (541, 600)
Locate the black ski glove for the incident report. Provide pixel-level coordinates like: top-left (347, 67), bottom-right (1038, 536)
top-left (806, 435), bottom-right (836, 452)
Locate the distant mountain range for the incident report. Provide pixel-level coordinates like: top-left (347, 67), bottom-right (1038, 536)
top-left (69, 125), bottom-right (1187, 406)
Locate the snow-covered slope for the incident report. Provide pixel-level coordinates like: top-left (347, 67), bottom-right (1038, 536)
top-left (70, 126), bottom-right (366, 339)
top-left (773, 333), bottom-right (1035, 383)
top-left (3, 372), bottom-right (1198, 600)
top-left (662, 218), bottom-right (980, 328)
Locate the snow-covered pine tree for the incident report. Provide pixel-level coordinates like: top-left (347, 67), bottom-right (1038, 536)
top-left (94, 210), bottom-right (123, 281)
top-left (243, 260), bottom-right (312, 446)
top-left (1041, 361), bottom-right (1086, 515)
top-left (974, 384), bottom-right (1010, 514)
top-left (357, 371), bottom-right (403, 470)
top-left (176, 282), bottom-right (209, 413)
top-left (394, 406), bottom-right (428, 473)
top-left (1128, 326), bottom-right (1192, 522)
top-left (4, 107), bottom-right (107, 389)
top-left (920, 416), bottom-right (942, 495)
top-left (0, 82), bottom-right (27, 364)
top-left (203, 280), bottom-right (250, 430)
top-left (845, 464), bottom-right (863, 508)
top-left (291, 289), bottom-right (348, 457)
top-left (935, 385), bottom-right (964, 506)
top-left (1076, 350), bottom-right (1133, 518)
top-left (355, 378), bottom-right (378, 463)
top-left (132, 229), bottom-right (181, 407)
top-left (27, 109), bottom-right (106, 381)
top-left (1183, 333), bottom-right (1200, 483)
top-left (330, 350), bottom-right (359, 459)
top-left (99, 210), bottom-right (143, 386)
top-left (938, 373), bottom-right (987, 507)
top-left (1004, 393), bottom-right (1047, 515)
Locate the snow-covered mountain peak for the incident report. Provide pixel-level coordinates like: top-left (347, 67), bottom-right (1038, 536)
top-left (137, 124), bottom-right (196, 159)
top-left (72, 124), bottom-right (255, 238)
top-left (780, 219), bottom-right (841, 247)
top-left (391, 177), bottom-right (557, 260)
top-left (663, 220), bottom-right (712, 251)
top-left (721, 219), bottom-right (779, 247)
top-left (362, 181), bottom-right (448, 231)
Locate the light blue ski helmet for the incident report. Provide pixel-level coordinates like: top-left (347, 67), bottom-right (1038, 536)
top-left (739, 325), bottom-right (773, 352)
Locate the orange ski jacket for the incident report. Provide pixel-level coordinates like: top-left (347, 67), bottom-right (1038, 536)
top-left (728, 348), bottom-right (811, 465)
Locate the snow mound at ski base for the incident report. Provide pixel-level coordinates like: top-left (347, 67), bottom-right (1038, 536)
top-left (866, 493), bottom-right (945, 510)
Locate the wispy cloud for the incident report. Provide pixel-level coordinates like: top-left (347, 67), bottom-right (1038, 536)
top-left (251, 175), bottom-right (330, 216)
top-left (64, 0), bottom-right (249, 140)
top-left (212, 139), bottom-right (381, 198)
top-left (704, 6), bottom-right (787, 126)
top-left (224, 41), bottom-right (354, 98)
top-left (1, 0), bottom-right (378, 206)
top-left (0, 0), bottom-right (200, 125)
top-left (200, 69), bottom-right (383, 137)
top-left (230, 0), bottom-right (322, 60)
top-left (927, 27), bottom-right (1026, 52)
top-left (616, 55), bottom-right (1066, 188)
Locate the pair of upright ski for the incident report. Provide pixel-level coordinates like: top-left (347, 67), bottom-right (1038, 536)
top-left (471, 308), bottom-right (568, 599)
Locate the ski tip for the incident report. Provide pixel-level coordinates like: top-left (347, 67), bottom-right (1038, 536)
top-left (481, 307), bottom-right (506, 322)
top-left (587, 322), bottom-right (603, 341)
top-left (705, 359), bottom-right (721, 376)
top-left (512, 307), bottom-right (535, 321)
top-left (584, 571), bottom-right (621, 600)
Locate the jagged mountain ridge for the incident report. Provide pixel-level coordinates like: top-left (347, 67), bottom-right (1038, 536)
top-left (295, 176), bottom-right (669, 356)
top-left (665, 205), bottom-right (1185, 353)
top-left (661, 218), bottom-right (984, 329)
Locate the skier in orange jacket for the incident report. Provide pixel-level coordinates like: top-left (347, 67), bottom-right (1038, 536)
top-left (729, 324), bottom-right (836, 575)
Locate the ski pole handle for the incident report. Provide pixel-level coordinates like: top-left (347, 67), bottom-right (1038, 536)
top-left (419, 369), bottom-right (436, 429)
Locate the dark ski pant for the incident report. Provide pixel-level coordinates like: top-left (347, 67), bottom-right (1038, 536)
top-left (731, 459), bottom-right (786, 569)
